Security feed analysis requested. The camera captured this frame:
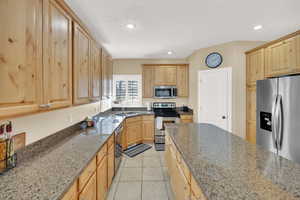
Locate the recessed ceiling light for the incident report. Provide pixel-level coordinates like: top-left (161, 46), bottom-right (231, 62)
top-left (167, 51), bottom-right (173, 55)
top-left (126, 23), bottom-right (136, 29)
top-left (254, 25), bottom-right (263, 30)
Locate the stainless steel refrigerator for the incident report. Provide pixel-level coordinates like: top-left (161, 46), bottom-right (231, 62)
top-left (257, 75), bottom-right (300, 164)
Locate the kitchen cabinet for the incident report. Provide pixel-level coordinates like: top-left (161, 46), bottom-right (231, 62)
top-left (107, 143), bottom-right (115, 188)
top-left (165, 133), bottom-right (206, 200)
top-left (73, 23), bottom-right (91, 105)
top-left (79, 173), bottom-right (97, 200)
top-left (246, 49), bottom-right (264, 86)
top-left (154, 66), bottom-right (177, 86)
top-left (297, 35), bottom-right (300, 68)
top-left (62, 180), bottom-right (78, 200)
top-left (96, 155), bottom-right (107, 200)
top-left (265, 36), bottom-right (298, 77)
top-left (246, 86), bottom-right (256, 144)
top-left (246, 120), bottom-right (256, 144)
top-left (142, 115), bottom-right (154, 142)
top-left (43, 0), bottom-right (73, 109)
top-left (180, 115), bottom-right (193, 123)
top-left (142, 66), bottom-right (154, 98)
top-left (90, 41), bottom-right (101, 101)
top-left (176, 65), bottom-right (189, 97)
top-left (101, 49), bottom-right (113, 99)
top-left (79, 158), bottom-right (96, 192)
top-left (126, 116), bottom-right (143, 146)
top-left (0, 0), bottom-right (43, 119)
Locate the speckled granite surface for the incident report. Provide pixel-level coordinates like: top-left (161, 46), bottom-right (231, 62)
top-left (0, 114), bottom-right (126, 200)
top-left (166, 123), bottom-right (300, 200)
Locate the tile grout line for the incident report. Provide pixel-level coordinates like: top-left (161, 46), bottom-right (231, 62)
top-left (141, 153), bottom-right (144, 200)
top-left (111, 157), bottom-right (125, 200)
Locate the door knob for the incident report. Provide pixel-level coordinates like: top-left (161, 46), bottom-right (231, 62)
top-left (222, 116), bottom-right (226, 119)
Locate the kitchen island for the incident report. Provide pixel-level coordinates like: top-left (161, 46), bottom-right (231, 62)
top-left (165, 123), bottom-right (300, 200)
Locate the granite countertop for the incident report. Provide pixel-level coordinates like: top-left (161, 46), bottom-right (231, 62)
top-left (0, 114), bottom-right (126, 200)
top-left (166, 123), bottom-right (300, 200)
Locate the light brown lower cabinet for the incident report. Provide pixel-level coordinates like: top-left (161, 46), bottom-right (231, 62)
top-left (79, 173), bottom-right (97, 200)
top-left (97, 155), bottom-right (108, 200)
top-left (181, 115), bottom-right (193, 123)
top-left (125, 116), bottom-right (143, 147)
top-left (142, 115), bottom-right (154, 142)
top-left (107, 144), bottom-right (115, 188)
top-left (165, 134), bottom-right (206, 200)
top-left (62, 134), bottom-right (115, 200)
top-left (61, 180), bottom-right (78, 200)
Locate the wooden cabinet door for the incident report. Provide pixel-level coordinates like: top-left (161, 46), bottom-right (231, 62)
top-left (126, 120), bottom-right (142, 146)
top-left (97, 155), bottom-right (107, 200)
top-left (90, 42), bottom-right (101, 101)
top-left (107, 56), bottom-right (113, 99)
top-left (101, 50), bottom-right (108, 99)
top-left (246, 85), bottom-right (256, 144)
top-left (265, 37), bottom-right (297, 77)
top-left (247, 121), bottom-right (256, 144)
top-left (62, 181), bottom-right (78, 200)
top-left (246, 86), bottom-right (256, 122)
top-left (107, 144), bottom-right (115, 188)
top-left (73, 23), bottom-right (90, 105)
top-left (79, 173), bottom-right (97, 200)
top-left (246, 49), bottom-right (264, 86)
top-left (142, 66), bottom-right (154, 98)
top-left (296, 35), bottom-right (300, 69)
top-left (176, 65), bottom-right (189, 97)
top-left (43, 0), bottom-right (72, 109)
top-left (0, 0), bottom-right (43, 119)
top-left (142, 117), bottom-right (154, 142)
top-left (180, 115), bottom-right (193, 123)
top-left (154, 66), bottom-right (177, 85)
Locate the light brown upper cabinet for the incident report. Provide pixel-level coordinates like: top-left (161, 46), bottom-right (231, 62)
top-left (176, 65), bottom-right (189, 97)
top-left (101, 50), bottom-right (108, 99)
top-left (154, 66), bottom-right (177, 86)
top-left (90, 41), bottom-right (101, 101)
top-left (296, 35), bottom-right (300, 68)
top-left (73, 23), bottom-right (91, 105)
top-left (0, 0), bottom-right (43, 119)
top-left (43, 0), bottom-right (73, 109)
top-left (107, 56), bottom-right (113, 99)
top-left (246, 49), bottom-right (264, 86)
top-left (265, 36), bottom-right (298, 77)
top-left (142, 66), bottom-right (154, 98)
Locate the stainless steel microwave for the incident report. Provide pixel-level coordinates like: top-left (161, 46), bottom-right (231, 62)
top-left (154, 86), bottom-right (177, 98)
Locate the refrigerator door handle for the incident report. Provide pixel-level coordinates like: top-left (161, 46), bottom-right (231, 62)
top-left (277, 95), bottom-right (283, 150)
top-left (271, 95), bottom-right (278, 149)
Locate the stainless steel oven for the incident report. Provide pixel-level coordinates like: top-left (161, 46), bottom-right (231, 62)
top-left (154, 86), bottom-right (177, 99)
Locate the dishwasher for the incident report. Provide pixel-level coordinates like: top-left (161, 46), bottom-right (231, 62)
top-left (115, 123), bottom-right (123, 173)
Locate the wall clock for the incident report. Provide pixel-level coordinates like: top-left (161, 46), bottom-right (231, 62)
top-left (205, 52), bottom-right (223, 68)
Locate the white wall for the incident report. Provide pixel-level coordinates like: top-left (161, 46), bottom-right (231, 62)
top-left (1, 101), bottom-right (112, 145)
top-left (187, 41), bottom-right (265, 138)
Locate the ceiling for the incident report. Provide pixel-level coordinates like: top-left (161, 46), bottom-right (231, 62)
top-left (65, 0), bottom-right (300, 59)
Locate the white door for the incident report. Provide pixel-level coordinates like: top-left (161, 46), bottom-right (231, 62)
top-left (198, 68), bottom-right (232, 132)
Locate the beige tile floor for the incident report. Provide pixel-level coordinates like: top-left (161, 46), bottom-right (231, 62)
top-left (107, 145), bottom-right (175, 200)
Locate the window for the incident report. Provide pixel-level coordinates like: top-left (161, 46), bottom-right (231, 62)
top-left (113, 75), bottom-right (142, 106)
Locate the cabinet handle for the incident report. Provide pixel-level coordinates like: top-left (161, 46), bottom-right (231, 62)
top-left (39, 104), bottom-right (51, 109)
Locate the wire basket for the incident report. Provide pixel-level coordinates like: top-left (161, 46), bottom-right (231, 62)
top-left (0, 139), bottom-right (17, 175)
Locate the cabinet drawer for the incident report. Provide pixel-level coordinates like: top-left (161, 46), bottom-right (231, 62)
top-left (180, 115), bottom-right (193, 120)
top-left (107, 135), bottom-right (114, 148)
top-left (191, 176), bottom-right (206, 200)
top-left (62, 180), bottom-right (78, 200)
top-left (142, 115), bottom-right (154, 121)
top-left (79, 158), bottom-right (96, 192)
top-left (126, 116), bottom-right (142, 124)
top-left (97, 143), bottom-right (107, 165)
